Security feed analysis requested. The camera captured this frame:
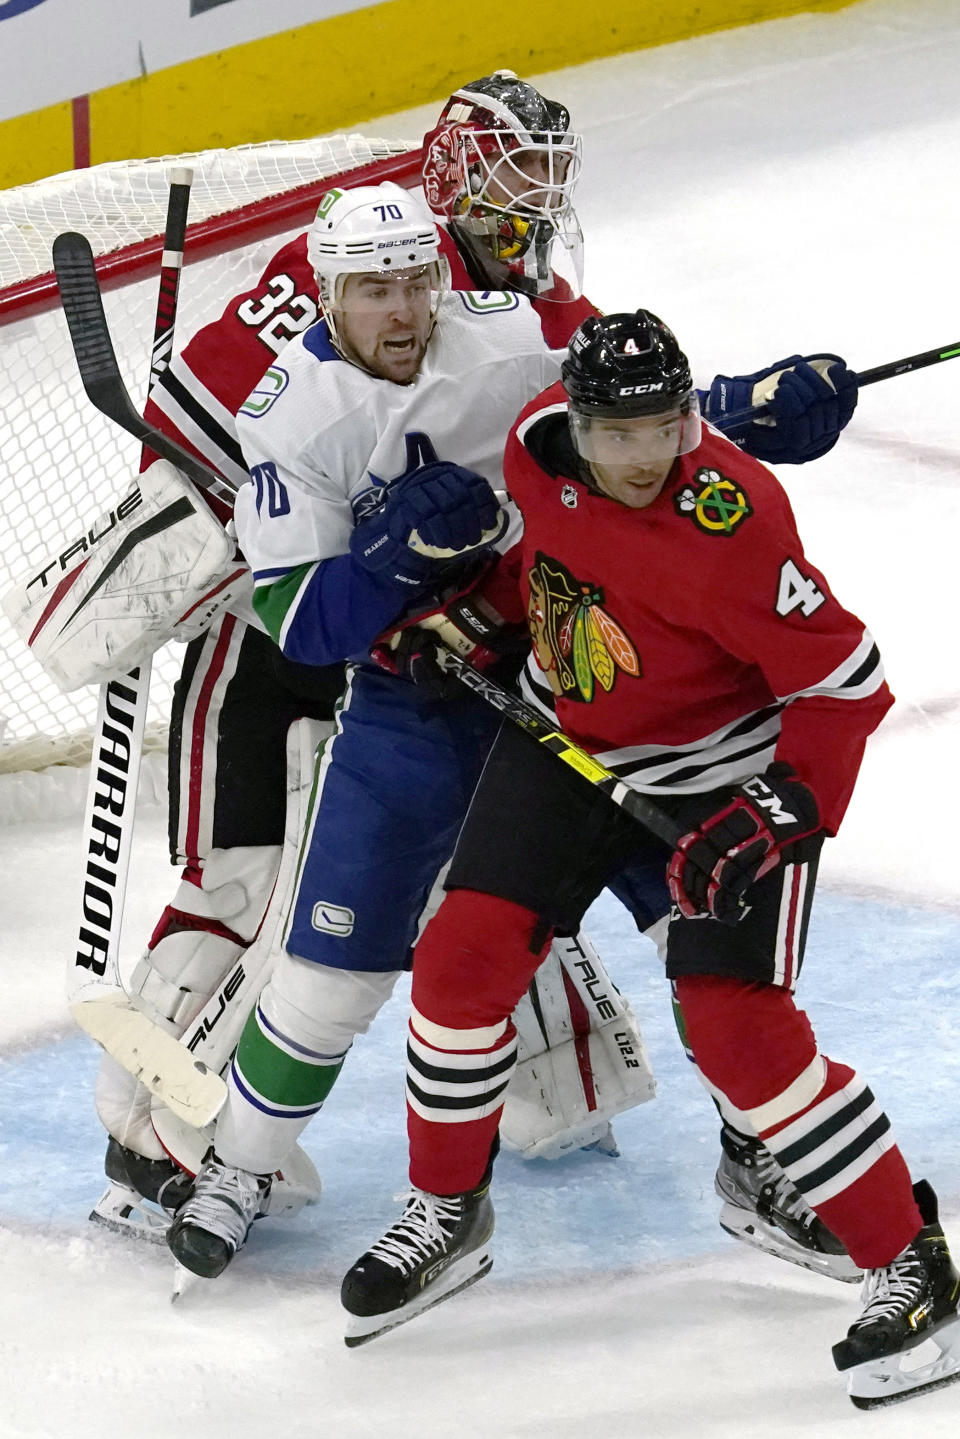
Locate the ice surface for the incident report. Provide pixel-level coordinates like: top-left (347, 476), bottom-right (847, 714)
top-left (2, 2), bottom-right (959, 1433)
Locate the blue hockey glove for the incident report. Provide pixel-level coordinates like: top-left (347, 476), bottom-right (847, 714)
top-left (667, 763), bottom-right (821, 925)
top-left (349, 461), bottom-right (504, 588)
top-left (704, 354), bottom-right (858, 464)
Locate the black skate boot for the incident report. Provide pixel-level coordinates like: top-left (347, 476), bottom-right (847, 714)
top-left (90, 1137), bottom-right (193, 1243)
top-left (715, 1124), bottom-right (862, 1282)
top-left (166, 1148), bottom-right (272, 1280)
top-left (341, 1175), bottom-right (495, 1346)
top-left (832, 1180), bottom-right (960, 1408)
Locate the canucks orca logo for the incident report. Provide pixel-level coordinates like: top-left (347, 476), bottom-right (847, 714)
top-left (673, 468), bottom-right (752, 535)
top-left (353, 432), bottom-right (440, 523)
top-left (239, 366), bottom-right (288, 418)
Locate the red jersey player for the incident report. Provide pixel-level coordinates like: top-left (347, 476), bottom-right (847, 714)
top-left (340, 311), bottom-right (960, 1414)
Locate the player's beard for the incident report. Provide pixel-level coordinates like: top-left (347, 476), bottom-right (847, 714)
top-left (370, 330), bottom-right (430, 384)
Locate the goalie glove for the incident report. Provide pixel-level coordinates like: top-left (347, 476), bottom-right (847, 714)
top-left (1, 458), bottom-right (245, 691)
top-left (704, 353), bottom-right (858, 464)
top-left (667, 763), bottom-right (821, 925)
top-left (349, 460), bottom-right (507, 588)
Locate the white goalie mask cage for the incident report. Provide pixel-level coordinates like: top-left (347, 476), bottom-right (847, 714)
top-left (306, 182), bottom-right (449, 344)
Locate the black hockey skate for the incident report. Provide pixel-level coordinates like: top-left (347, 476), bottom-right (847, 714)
top-left (89, 1137), bottom-right (193, 1244)
top-left (166, 1148), bottom-right (272, 1280)
top-left (832, 1180), bottom-right (960, 1409)
top-left (715, 1124), bottom-right (861, 1283)
top-left (341, 1177), bottom-right (494, 1346)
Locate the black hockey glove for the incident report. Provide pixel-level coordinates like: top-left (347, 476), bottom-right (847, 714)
top-left (667, 763), bottom-right (821, 925)
top-left (349, 461), bottom-right (505, 589)
top-left (373, 588), bottom-right (528, 699)
top-left (704, 354), bottom-right (858, 464)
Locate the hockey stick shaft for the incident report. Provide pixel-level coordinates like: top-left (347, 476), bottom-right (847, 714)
top-left (435, 650), bottom-right (684, 848)
top-left (713, 340), bottom-right (960, 434)
top-left (66, 170), bottom-right (227, 1126)
top-left (52, 229), bottom-right (237, 506)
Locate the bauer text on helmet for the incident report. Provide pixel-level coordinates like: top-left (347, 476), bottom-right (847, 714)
top-left (563, 311), bottom-right (702, 509)
top-left (307, 184), bottom-right (449, 383)
top-left (422, 69), bottom-right (584, 298)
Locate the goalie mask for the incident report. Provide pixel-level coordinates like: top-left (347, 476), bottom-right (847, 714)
top-left (422, 69), bottom-right (583, 299)
top-left (563, 312), bottom-right (702, 504)
top-left (307, 183), bottom-right (449, 381)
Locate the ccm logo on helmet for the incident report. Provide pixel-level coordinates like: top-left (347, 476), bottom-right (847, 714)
top-left (618, 382), bottom-right (664, 396)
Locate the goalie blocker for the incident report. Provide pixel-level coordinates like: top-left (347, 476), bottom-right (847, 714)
top-left (2, 458), bottom-right (248, 692)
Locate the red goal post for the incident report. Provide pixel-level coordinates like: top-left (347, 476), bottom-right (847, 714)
top-left (0, 133), bottom-right (422, 783)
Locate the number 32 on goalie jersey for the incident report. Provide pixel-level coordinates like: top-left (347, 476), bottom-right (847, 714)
top-left (236, 274), bottom-right (318, 357)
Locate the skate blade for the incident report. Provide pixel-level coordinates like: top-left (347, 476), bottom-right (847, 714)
top-left (171, 1262), bottom-right (204, 1303)
top-left (344, 1252), bottom-right (493, 1348)
top-left (846, 1315), bottom-right (960, 1409)
top-left (718, 1203), bottom-right (862, 1284)
top-left (89, 1183), bottom-right (171, 1246)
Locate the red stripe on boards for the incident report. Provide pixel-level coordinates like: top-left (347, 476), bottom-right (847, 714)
top-left (71, 95), bottom-right (91, 169)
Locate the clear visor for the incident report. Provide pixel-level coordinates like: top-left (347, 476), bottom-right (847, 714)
top-left (330, 261), bottom-right (447, 317)
top-left (569, 395), bottom-right (702, 465)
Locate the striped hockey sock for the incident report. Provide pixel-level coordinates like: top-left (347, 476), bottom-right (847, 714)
top-left (758, 1061), bottom-right (922, 1269)
top-left (407, 1006), bottom-right (518, 1195)
top-left (674, 974), bottom-right (922, 1269)
top-left (213, 1000), bottom-right (346, 1174)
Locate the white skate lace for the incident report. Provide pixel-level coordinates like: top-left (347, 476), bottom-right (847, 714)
top-left (756, 1148), bottom-right (817, 1225)
top-left (853, 1248), bottom-right (925, 1327)
top-left (368, 1189), bottom-right (463, 1274)
top-left (179, 1159), bottom-right (269, 1246)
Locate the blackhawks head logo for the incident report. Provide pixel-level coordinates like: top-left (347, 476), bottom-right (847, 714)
top-left (527, 552), bottom-right (640, 703)
top-left (674, 467), bottom-right (752, 535)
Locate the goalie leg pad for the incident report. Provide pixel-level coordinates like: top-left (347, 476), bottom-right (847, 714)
top-left (95, 1054), bottom-right (169, 1161)
top-left (128, 844), bottom-right (282, 1029)
top-left (501, 931), bottom-right (656, 1161)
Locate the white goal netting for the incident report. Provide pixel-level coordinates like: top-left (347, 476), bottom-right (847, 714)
top-left (0, 134), bottom-right (420, 788)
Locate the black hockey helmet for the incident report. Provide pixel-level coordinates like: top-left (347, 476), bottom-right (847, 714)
top-left (562, 311), bottom-right (694, 418)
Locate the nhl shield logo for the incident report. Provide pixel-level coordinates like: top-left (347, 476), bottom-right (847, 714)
top-left (561, 484), bottom-right (578, 509)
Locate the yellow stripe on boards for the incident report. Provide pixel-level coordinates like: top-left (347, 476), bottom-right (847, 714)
top-left (0, 101), bottom-right (76, 189)
top-left (1, 0), bottom-right (862, 189)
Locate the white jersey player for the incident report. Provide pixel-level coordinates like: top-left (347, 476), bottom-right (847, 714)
top-left (164, 182), bottom-right (658, 1281)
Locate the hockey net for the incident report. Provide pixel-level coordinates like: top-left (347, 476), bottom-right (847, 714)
top-left (0, 133), bottom-right (421, 806)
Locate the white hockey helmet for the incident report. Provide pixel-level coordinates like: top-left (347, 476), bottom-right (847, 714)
top-left (306, 182), bottom-right (448, 344)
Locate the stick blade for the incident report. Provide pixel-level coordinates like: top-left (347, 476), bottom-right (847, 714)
top-left (71, 992), bottom-right (227, 1128)
top-left (53, 233), bottom-right (129, 402)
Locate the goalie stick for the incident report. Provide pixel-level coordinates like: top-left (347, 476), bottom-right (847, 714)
top-left (60, 172), bottom-right (227, 1128)
top-left (713, 339), bottom-right (960, 435)
top-left (51, 229), bottom-right (237, 510)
